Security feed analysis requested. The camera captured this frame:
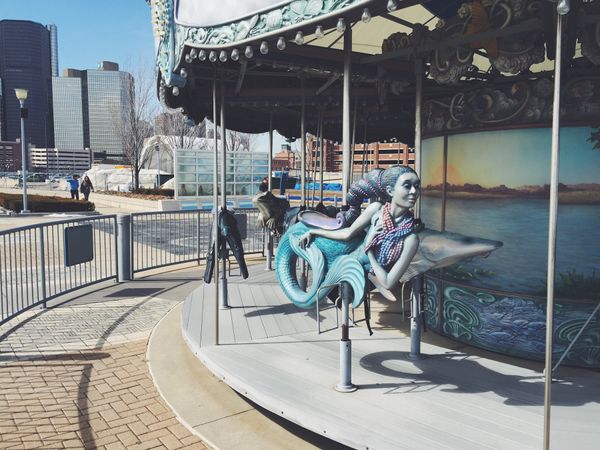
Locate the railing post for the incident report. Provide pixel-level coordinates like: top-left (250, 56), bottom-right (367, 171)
top-left (117, 214), bottom-right (132, 282)
top-left (265, 231), bottom-right (273, 271)
top-left (38, 227), bottom-right (47, 308)
top-left (409, 275), bottom-right (423, 359)
top-left (197, 210), bottom-right (202, 264)
top-left (336, 281), bottom-right (357, 393)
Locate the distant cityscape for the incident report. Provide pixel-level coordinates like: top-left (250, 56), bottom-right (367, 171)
top-left (0, 18), bottom-right (413, 194)
top-left (0, 19), bottom-right (137, 172)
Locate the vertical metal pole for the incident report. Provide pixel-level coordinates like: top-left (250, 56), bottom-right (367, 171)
top-left (319, 110), bottom-right (325, 203)
top-left (19, 108), bottom-right (29, 213)
top-left (268, 113), bottom-right (273, 192)
top-left (349, 99), bottom-right (357, 185)
top-left (300, 77), bottom-right (306, 208)
top-left (441, 135), bottom-right (448, 232)
top-left (409, 275), bottom-right (423, 359)
top-left (212, 72), bottom-right (220, 344)
top-left (38, 227), bottom-right (47, 308)
top-left (220, 73), bottom-right (230, 310)
top-left (157, 145), bottom-right (161, 188)
top-left (414, 59), bottom-right (423, 219)
top-left (342, 26), bottom-right (352, 206)
top-left (266, 114), bottom-right (274, 271)
top-left (544, 10), bottom-right (566, 450)
top-left (117, 214), bottom-right (131, 282)
top-left (336, 281), bottom-right (357, 392)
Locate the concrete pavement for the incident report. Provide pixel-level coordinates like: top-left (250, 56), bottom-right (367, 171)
top-left (0, 267), bottom-right (208, 449)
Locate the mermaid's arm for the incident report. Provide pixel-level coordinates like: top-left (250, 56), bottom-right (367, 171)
top-left (300, 202), bottom-right (382, 247)
top-left (367, 233), bottom-right (419, 290)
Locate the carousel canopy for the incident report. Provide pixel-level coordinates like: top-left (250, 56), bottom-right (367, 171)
top-left (150, 0), bottom-right (600, 144)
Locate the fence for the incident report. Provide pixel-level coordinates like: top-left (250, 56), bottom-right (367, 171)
top-left (0, 209), bottom-right (266, 325)
top-left (0, 215), bottom-right (118, 324)
top-left (130, 208), bottom-right (265, 275)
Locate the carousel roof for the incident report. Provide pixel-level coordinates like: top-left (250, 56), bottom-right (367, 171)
top-left (150, 0), bottom-right (600, 144)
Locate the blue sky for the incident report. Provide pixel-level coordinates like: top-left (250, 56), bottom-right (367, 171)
top-left (2, 0), bottom-right (155, 73)
top-left (1, 0), bottom-right (299, 153)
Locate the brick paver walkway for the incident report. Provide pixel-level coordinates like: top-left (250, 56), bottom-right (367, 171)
top-left (0, 288), bottom-right (208, 449)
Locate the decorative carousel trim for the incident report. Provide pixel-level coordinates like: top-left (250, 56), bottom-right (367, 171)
top-left (422, 76), bottom-right (600, 134)
top-left (176, 0), bottom-right (368, 50)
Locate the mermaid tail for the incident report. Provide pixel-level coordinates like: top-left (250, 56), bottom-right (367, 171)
top-left (275, 223), bottom-right (366, 309)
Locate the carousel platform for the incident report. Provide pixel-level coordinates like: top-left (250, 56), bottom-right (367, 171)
top-left (165, 265), bottom-right (600, 450)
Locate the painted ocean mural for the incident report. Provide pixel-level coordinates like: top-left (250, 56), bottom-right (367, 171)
top-left (421, 127), bottom-right (600, 367)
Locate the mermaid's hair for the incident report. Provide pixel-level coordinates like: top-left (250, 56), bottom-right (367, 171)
top-left (344, 165), bottom-right (418, 225)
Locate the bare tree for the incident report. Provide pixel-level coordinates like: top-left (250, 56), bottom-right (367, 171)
top-left (155, 111), bottom-right (206, 149)
top-left (113, 65), bottom-right (157, 189)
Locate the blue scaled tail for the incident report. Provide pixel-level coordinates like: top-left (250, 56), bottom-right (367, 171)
top-left (275, 222), bottom-right (367, 309)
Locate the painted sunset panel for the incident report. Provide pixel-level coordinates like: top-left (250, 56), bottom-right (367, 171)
top-left (422, 127), bottom-right (600, 300)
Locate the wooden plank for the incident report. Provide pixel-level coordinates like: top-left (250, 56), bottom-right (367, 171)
top-left (228, 283), bottom-right (252, 343)
top-left (200, 282), bottom-right (216, 347)
top-left (236, 281), bottom-right (268, 341)
top-left (256, 283), bottom-right (298, 336)
top-left (248, 284), bottom-right (283, 338)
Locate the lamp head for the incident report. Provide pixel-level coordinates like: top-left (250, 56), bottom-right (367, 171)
top-left (557, 0), bottom-right (570, 15)
top-left (14, 88), bottom-right (28, 102)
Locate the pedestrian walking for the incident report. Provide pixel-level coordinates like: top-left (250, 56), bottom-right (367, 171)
top-left (68, 175), bottom-right (80, 200)
top-left (80, 175), bottom-right (94, 201)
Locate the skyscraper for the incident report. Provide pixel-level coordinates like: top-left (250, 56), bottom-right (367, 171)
top-left (85, 62), bottom-right (133, 160)
top-left (0, 20), bottom-right (53, 148)
top-left (51, 62), bottom-right (133, 161)
top-left (52, 72), bottom-right (84, 150)
top-left (47, 24), bottom-right (59, 77)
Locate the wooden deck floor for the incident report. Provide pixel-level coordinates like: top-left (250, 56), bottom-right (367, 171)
top-left (181, 265), bottom-right (600, 450)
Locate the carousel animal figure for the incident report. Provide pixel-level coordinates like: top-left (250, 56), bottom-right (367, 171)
top-left (275, 166), bottom-right (502, 309)
top-left (253, 190), bottom-right (290, 236)
top-left (204, 208), bottom-right (249, 283)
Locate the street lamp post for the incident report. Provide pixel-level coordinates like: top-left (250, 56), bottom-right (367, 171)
top-left (155, 143), bottom-right (161, 189)
top-left (14, 88), bottom-right (29, 213)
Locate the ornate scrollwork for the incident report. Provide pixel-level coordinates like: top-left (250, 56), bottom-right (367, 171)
top-left (152, 0), bottom-right (176, 85)
top-left (176, 0), bottom-right (362, 50)
top-left (580, 2), bottom-right (600, 66)
top-left (423, 77), bottom-right (600, 133)
top-left (555, 318), bottom-right (600, 367)
top-left (443, 287), bottom-right (481, 340)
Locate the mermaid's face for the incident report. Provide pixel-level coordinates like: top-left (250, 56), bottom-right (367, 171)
top-left (388, 172), bottom-right (421, 210)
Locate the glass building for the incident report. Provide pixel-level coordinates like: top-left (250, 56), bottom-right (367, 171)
top-left (46, 24), bottom-right (58, 77)
top-left (175, 149), bottom-right (269, 198)
top-left (52, 76), bottom-right (84, 150)
top-left (0, 20), bottom-right (53, 148)
top-left (85, 63), bottom-right (133, 160)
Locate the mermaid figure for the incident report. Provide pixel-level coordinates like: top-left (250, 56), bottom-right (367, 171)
top-left (275, 166), bottom-right (423, 309)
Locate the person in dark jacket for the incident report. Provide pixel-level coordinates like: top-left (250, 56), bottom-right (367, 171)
top-left (68, 175), bottom-right (80, 200)
top-left (80, 175), bottom-right (94, 201)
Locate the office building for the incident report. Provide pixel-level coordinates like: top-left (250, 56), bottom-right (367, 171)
top-left (85, 62), bottom-right (133, 160)
top-left (0, 140), bottom-right (21, 172)
top-left (307, 136), bottom-right (414, 173)
top-left (52, 74), bottom-right (85, 150)
top-left (29, 147), bottom-right (91, 173)
top-left (51, 63), bottom-right (134, 162)
top-left (0, 20), bottom-right (53, 148)
top-left (47, 24), bottom-right (59, 77)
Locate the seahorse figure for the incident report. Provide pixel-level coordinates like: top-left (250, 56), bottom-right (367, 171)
top-left (275, 166), bottom-right (502, 309)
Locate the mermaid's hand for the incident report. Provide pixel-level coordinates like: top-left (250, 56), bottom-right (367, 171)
top-left (299, 231), bottom-right (313, 249)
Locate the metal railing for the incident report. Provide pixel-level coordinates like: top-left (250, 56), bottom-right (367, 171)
top-left (0, 215), bottom-right (118, 324)
top-left (0, 208), bottom-right (266, 325)
top-left (130, 208), bottom-right (265, 275)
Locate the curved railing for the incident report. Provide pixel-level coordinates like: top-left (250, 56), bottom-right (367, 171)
top-left (0, 208), bottom-right (266, 325)
top-left (0, 215), bottom-right (118, 325)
